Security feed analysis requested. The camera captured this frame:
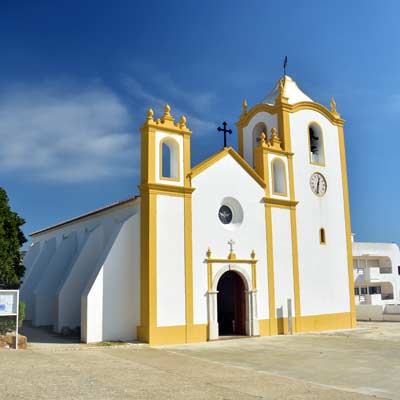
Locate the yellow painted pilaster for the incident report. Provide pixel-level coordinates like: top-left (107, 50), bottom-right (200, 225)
top-left (184, 191), bottom-right (195, 342)
top-left (277, 93), bottom-right (302, 333)
top-left (207, 248), bottom-right (212, 291)
top-left (137, 189), bottom-right (157, 342)
top-left (338, 125), bottom-right (357, 328)
top-left (265, 204), bottom-right (277, 335)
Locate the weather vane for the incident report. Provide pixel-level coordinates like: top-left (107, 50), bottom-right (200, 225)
top-left (217, 121), bottom-right (232, 148)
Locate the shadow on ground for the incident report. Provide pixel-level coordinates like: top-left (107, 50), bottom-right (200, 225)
top-left (20, 320), bottom-right (80, 345)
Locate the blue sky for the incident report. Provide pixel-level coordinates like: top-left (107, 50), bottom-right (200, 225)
top-left (1, 0), bottom-right (399, 245)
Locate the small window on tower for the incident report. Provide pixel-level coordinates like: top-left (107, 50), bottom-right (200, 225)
top-left (309, 123), bottom-right (325, 165)
top-left (160, 137), bottom-right (179, 180)
top-left (252, 122), bottom-right (267, 166)
top-left (271, 158), bottom-right (287, 196)
top-left (320, 228), bottom-right (326, 245)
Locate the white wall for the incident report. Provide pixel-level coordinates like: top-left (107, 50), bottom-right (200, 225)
top-left (156, 195), bottom-right (186, 327)
top-left (33, 232), bottom-right (78, 327)
top-left (21, 238), bottom-right (57, 320)
top-left (271, 207), bottom-right (294, 317)
top-left (81, 213), bottom-right (140, 342)
top-left (55, 225), bottom-right (106, 332)
top-left (22, 241), bottom-right (41, 285)
top-left (23, 199), bottom-right (139, 341)
top-left (290, 109), bottom-right (350, 316)
top-left (192, 154), bottom-right (268, 324)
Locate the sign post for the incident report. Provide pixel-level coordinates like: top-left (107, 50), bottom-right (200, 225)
top-left (0, 290), bottom-right (19, 349)
top-left (287, 298), bottom-right (293, 335)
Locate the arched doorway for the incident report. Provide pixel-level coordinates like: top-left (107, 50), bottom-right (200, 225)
top-left (217, 271), bottom-right (246, 336)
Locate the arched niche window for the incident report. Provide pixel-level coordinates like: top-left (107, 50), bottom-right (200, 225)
top-left (252, 122), bottom-right (267, 165)
top-left (271, 158), bottom-right (287, 196)
top-left (308, 123), bottom-right (325, 165)
top-left (320, 228), bottom-right (326, 245)
top-left (160, 137), bottom-right (179, 180)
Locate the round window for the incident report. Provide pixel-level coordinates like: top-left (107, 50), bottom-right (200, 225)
top-left (218, 205), bottom-right (233, 225)
top-left (218, 197), bottom-right (244, 231)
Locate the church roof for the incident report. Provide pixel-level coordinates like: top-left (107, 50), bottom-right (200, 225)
top-left (263, 75), bottom-right (313, 105)
top-left (30, 196), bottom-right (139, 237)
top-left (190, 147), bottom-right (266, 188)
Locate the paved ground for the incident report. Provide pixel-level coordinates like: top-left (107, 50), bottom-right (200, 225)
top-left (1, 322), bottom-right (399, 399)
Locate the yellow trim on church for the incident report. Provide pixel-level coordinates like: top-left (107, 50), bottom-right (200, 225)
top-left (137, 79), bottom-right (356, 345)
top-left (190, 147), bottom-right (266, 188)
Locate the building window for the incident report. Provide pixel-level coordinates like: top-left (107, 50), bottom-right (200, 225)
top-left (271, 158), bottom-right (287, 196)
top-left (355, 288), bottom-right (359, 295)
top-left (368, 286), bottom-right (381, 295)
top-left (320, 228), bottom-right (326, 245)
top-left (160, 137), bottom-right (179, 180)
top-left (308, 122), bottom-right (325, 165)
top-left (253, 122), bottom-right (267, 146)
top-left (360, 287), bottom-right (368, 295)
top-left (398, 266), bottom-right (400, 275)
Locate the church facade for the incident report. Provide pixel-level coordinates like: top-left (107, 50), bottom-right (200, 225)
top-left (21, 75), bottom-right (356, 344)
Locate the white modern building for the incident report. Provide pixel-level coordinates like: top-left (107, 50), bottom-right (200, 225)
top-left (353, 242), bottom-right (400, 306)
top-left (21, 75), bottom-right (356, 344)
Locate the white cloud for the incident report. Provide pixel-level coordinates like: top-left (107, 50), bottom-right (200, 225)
top-left (121, 67), bottom-right (217, 135)
top-left (0, 82), bottom-right (138, 183)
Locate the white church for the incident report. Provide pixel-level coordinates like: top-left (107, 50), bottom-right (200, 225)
top-left (21, 75), bottom-right (356, 345)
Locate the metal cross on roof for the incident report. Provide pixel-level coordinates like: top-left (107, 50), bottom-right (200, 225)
top-left (283, 55), bottom-right (288, 76)
top-left (217, 121), bottom-right (232, 148)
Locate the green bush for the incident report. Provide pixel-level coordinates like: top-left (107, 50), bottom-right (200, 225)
top-left (0, 300), bottom-right (25, 334)
top-left (18, 300), bottom-right (25, 328)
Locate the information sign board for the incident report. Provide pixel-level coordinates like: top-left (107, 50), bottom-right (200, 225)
top-left (0, 290), bottom-right (19, 349)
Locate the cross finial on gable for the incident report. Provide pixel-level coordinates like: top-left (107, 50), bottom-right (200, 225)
top-left (227, 239), bottom-right (236, 260)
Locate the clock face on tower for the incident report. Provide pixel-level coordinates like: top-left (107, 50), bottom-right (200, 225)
top-left (310, 173), bottom-right (327, 197)
top-left (218, 205), bottom-right (233, 224)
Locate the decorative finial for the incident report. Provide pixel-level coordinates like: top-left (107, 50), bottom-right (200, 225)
top-left (331, 97), bottom-right (336, 112)
top-left (269, 127), bottom-right (282, 149)
top-left (242, 98), bottom-right (248, 115)
top-left (251, 249), bottom-right (256, 259)
top-left (147, 108), bottom-right (154, 121)
top-left (330, 97), bottom-right (340, 117)
top-left (179, 115), bottom-right (187, 129)
top-left (206, 247), bottom-right (212, 259)
top-left (259, 131), bottom-right (267, 147)
top-left (278, 79), bottom-right (285, 96)
top-left (161, 103), bottom-right (174, 124)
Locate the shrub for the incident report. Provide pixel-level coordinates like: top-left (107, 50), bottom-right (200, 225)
top-left (0, 300), bottom-right (25, 334)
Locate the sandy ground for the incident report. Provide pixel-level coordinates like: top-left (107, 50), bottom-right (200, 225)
top-left (0, 322), bottom-right (399, 399)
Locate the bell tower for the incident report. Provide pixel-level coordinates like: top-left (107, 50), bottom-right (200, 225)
top-left (236, 75), bottom-right (356, 335)
top-left (138, 104), bottom-right (196, 345)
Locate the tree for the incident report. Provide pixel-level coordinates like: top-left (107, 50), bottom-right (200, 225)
top-left (0, 187), bottom-right (27, 288)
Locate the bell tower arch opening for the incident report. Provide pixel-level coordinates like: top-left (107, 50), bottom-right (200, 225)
top-left (217, 270), bottom-right (247, 336)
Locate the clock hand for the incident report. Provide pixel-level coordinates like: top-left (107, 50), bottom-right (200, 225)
top-left (316, 177), bottom-right (320, 193)
top-left (219, 211), bottom-right (229, 220)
